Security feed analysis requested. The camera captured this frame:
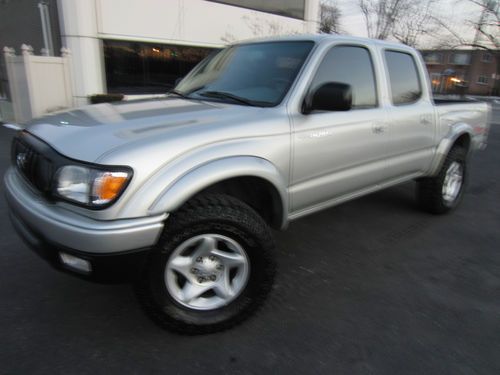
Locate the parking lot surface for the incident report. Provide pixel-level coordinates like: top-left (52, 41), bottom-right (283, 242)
top-left (1, 105), bottom-right (499, 374)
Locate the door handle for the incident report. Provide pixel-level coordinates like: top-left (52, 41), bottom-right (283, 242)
top-left (420, 115), bottom-right (432, 125)
top-left (372, 123), bottom-right (387, 134)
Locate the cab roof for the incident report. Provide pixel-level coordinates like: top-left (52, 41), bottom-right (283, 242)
top-left (232, 33), bottom-right (413, 52)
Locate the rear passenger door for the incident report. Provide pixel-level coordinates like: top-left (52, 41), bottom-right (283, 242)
top-left (383, 50), bottom-right (436, 180)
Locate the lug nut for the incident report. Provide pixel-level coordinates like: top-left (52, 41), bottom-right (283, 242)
top-left (209, 255), bottom-right (216, 261)
top-left (191, 268), bottom-right (198, 274)
top-left (210, 275), bottom-right (217, 281)
top-left (197, 277), bottom-right (204, 283)
top-left (216, 264), bottom-right (224, 270)
top-left (195, 257), bottom-right (203, 263)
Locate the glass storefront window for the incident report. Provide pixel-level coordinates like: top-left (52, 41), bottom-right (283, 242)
top-left (103, 40), bottom-right (216, 94)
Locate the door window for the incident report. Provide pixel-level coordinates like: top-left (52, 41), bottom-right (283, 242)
top-left (385, 51), bottom-right (422, 105)
top-left (309, 45), bottom-right (378, 109)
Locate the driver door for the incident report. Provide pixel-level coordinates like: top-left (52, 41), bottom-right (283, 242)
top-left (290, 44), bottom-right (392, 215)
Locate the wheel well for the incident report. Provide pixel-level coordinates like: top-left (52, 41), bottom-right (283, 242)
top-left (195, 176), bottom-right (284, 229)
top-left (453, 133), bottom-right (471, 152)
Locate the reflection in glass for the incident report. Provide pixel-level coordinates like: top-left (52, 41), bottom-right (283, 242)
top-left (103, 40), bottom-right (216, 94)
top-left (309, 46), bottom-right (378, 109)
top-left (385, 51), bottom-right (422, 105)
top-left (176, 41), bottom-right (314, 107)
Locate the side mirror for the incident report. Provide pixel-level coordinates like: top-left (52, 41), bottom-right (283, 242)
top-left (303, 82), bottom-right (352, 114)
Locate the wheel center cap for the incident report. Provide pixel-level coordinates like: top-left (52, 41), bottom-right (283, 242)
top-left (200, 259), bottom-right (218, 273)
top-left (192, 256), bottom-right (223, 282)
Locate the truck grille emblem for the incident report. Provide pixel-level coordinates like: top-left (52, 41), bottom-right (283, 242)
top-left (16, 152), bottom-right (27, 170)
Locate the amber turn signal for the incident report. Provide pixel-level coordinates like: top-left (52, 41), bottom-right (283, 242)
top-left (93, 172), bottom-right (129, 203)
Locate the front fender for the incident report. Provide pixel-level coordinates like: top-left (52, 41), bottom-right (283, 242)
top-left (428, 122), bottom-right (474, 176)
top-left (147, 156), bottom-right (289, 228)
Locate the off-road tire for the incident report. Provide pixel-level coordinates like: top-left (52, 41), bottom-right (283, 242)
top-left (417, 146), bottom-right (467, 214)
top-left (135, 194), bottom-right (276, 334)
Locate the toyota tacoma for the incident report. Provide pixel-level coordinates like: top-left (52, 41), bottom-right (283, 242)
top-left (4, 35), bottom-right (491, 334)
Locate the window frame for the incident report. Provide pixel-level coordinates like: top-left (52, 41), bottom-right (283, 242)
top-left (383, 49), bottom-right (423, 106)
top-left (302, 43), bottom-right (380, 113)
top-left (448, 52), bottom-right (471, 65)
top-left (205, 0), bottom-right (306, 20)
top-left (481, 52), bottom-right (492, 63)
top-left (423, 51), bottom-right (443, 65)
top-left (477, 75), bottom-right (489, 85)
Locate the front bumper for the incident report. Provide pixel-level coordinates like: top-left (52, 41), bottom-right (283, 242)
top-left (4, 167), bottom-right (167, 282)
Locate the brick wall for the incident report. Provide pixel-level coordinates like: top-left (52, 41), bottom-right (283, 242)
top-left (421, 49), bottom-right (499, 96)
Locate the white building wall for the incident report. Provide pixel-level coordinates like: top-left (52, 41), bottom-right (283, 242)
top-left (57, 0), bottom-right (105, 106)
top-left (56, 0), bottom-right (320, 105)
top-left (97, 0), bottom-right (319, 47)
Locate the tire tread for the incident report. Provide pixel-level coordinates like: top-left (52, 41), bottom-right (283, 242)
top-left (135, 193), bottom-right (276, 335)
top-left (417, 146), bottom-right (467, 214)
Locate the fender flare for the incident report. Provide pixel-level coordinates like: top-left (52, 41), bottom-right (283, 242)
top-left (148, 156), bottom-right (289, 229)
top-left (428, 122), bottom-right (474, 176)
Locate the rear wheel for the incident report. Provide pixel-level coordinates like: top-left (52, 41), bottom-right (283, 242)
top-left (417, 146), bottom-right (467, 214)
top-left (135, 194), bottom-right (276, 334)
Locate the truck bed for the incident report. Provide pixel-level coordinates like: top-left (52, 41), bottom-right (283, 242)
top-left (435, 100), bottom-right (491, 150)
top-left (434, 98), bottom-right (478, 105)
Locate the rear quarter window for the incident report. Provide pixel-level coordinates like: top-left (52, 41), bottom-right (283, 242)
top-left (385, 51), bottom-right (422, 105)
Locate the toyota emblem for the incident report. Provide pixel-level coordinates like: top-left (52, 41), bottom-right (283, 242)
top-left (16, 152), bottom-right (27, 169)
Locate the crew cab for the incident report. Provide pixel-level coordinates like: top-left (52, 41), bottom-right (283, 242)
top-left (4, 35), bottom-right (491, 334)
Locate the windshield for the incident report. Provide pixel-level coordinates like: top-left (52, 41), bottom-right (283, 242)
top-left (174, 41), bottom-right (314, 107)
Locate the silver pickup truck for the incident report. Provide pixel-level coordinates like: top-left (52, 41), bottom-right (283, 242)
top-left (4, 35), bottom-right (491, 334)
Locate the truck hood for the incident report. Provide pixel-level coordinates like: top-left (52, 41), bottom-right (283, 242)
top-left (26, 98), bottom-right (258, 162)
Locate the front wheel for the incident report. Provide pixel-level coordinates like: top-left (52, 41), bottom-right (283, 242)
top-left (417, 146), bottom-right (467, 214)
top-left (135, 194), bottom-right (276, 334)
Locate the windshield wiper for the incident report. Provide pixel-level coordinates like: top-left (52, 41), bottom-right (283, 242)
top-left (197, 91), bottom-right (260, 106)
top-left (167, 89), bottom-right (190, 99)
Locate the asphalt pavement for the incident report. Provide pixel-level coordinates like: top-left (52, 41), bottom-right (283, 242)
top-left (1, 106), bottom-right (499, 375)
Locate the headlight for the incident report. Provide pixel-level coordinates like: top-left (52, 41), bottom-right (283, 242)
top-left (55, 165), bottom-right (131, 207)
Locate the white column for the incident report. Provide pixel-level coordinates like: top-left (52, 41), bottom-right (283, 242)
top-left (57, 0), bottom-right (105, 106)
top-left (304, 0), bottom-right (320, 33)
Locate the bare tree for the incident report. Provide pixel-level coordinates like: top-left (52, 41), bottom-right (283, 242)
top-left (358, 0), bottom-right (411, 40)
top-left (319, 1), bottom-right (343, 34)
top-left (468, 0), bottom-right (499, 94)
top-left (392, 0), bottom-right (438, 47)
top-left (221, 14), bottom-right (302, 43)
top-left (436, 0), bottom-right (499, 49)
top-left (436, 0), bottom-right (499, 93)
top-left (469, 0), bottom-right (499, 50)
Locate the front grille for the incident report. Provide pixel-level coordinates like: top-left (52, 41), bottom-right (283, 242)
top-left (12, 137), bottom-right (54, 194)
